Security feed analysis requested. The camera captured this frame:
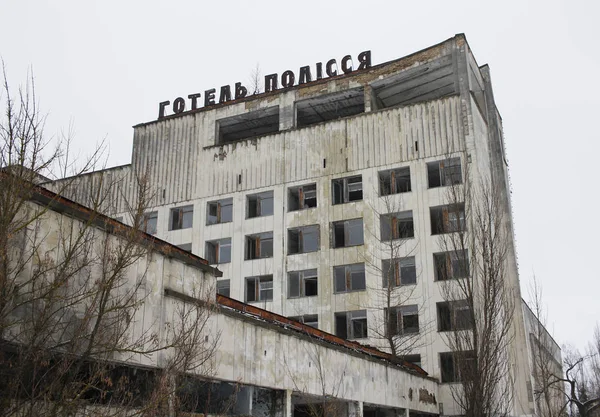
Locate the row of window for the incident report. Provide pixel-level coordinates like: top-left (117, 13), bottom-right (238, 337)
top-left (141, 157), bottom-right (463, 234)
top-left (214, 250), bottom-right (467, 302)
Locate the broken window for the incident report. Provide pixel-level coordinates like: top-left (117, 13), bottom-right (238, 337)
top-left (245, 232), bottom-right (273, 260)
top-left (430, 203), bottom-right (466, 235)
top-left (333, 263), bottom-right (366, 293)
top-left (399, 354), bottom-right (422, 368)
top-left (427, 157), bottom-right (462, 188)
top-left (380, 211), bottom-right (415, 240)
top-left (288, 225), bottom-right (319, 254)
top-left (440, 351), bottom-right (476, 383)
top-left (335, 310), bottom-right (368, 340)
top-left (332, 218), bottom-right (364, 248)
top-left (177, 243), bottom-right (192, 252)
top-left (385, 305), bottom-right (420, 336)
top-left (434, 250), bottom-right (469, 280)
top-left (245, 275), bottom-right (273, 302)
top-left (288, 183), bottom-right (317, 211)
top-left (296, 88), bottom-right (365, 128)
top-left (205, 238), bottom-right (232, 264)
top-left (379, 167), bottom-right (411, 196)
top-left (170, 205), bottom-right (193, 230)
top-left (217, 106), bottom-right (280, 144)
top-left (247, 191), bottom-right (274, 218)
top-left (216, 279), bottom-right (230, 297)
top-left (382, 257), bottom-right (417, 287)
top-left (437, 300), bottom-right (473, 331)
top-left (288, 269), bottom-right (318, 298)
top-left (206, 198), bottom-right (233, 225)
top-left (288, 314), bottom-right (319, 328)
top-left (143, 211), bottom-right (158, 235)
top-left (332, 175), bottom-right (363, 204)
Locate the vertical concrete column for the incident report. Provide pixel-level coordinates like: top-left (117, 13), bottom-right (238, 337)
top-left (348, 401), bottom-right (363, 417)
top-left (279, 91), bottom-right (296, 131)
top-left (274, 389), bottom-right (293, 417)
top-left (363, 85), bottom-right (373, 112)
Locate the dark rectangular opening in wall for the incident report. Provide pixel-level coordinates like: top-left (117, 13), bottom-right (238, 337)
top-left (370, 55), bottom-right (456, 110)
top-left (296, 87), bottom-right (365, 128)
top-left (217, 106), bottom-right (279, 143)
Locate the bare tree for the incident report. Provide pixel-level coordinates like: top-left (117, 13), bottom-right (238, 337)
top-left (363, 176), bottom-right (430, 360)
top-left (526, 277), bottom-right (566, 417)
top-left (0, 66), bottom-right (220, 417)
top-left (543, 334), bottom-right (600, 417)
top-left (249, 63), bottom-right (262, 95)
top-left (436, 156), bottom-right (515, 417)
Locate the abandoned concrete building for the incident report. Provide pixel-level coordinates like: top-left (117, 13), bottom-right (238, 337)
top-left (46, 34), bottom-right (559, 416)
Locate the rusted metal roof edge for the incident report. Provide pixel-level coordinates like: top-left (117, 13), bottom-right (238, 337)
top-left (27, 182), bottom-right (221, 277)
top-left (216, 294), bottom-right (432, 379)
top-left (133, 34), bottom-right (464, 129)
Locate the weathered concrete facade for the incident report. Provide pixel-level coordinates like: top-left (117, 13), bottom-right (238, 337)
top-left (12, 186), bottom-right (439, 416)
top-left (49, 34), bottom-right (546, 416)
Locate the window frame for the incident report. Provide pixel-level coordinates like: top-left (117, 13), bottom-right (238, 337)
top-left (380, 211), bottom-right (415, 241)
top-left (288, 269), bottom-right (318, 298)
top-left (247, 191), bottom-right (274, 219)
top-left (335, 310), bottom-right (368, 340)
top-left (217, 279), bottom-right (230, 297)
top-left (332, 175), bottom-right (363, 205)
top-left (143, 211), bottom-right (158, 235)
top-left (434, 250), bottom-right (469, 281)
top-left (440, 351), bottom-right (476, 383)
top-left (288, 314), bottom-right (319, 328)
top-left (437, 300), bottom-right (473, 332)
top-left (382, 257), bottom-right (417, 287)
top-left (169, 205), bottom-right (194, 231)
top-left (206, 198), bottom-right (233, 225)
top-left (379, 166), bottom-right (411, 196)
top-left (333, 263), bottom-right (366, 293)
top-left (205, 238), bottom-right (232, 264)
top-left (245, 275), bottom-right (273, 303)
top-left (427, 157), bottom-right (463, 189)
top-left (244, 232), bottom-right (274, 260)
top-left (331, 218), bottom-right (364, 248)
top-left (288, 183), bottom-right (317, 211)
top-left (430, 203), bottom-right (466, 235)
top-left (288, 225), bottom-right (320, 255)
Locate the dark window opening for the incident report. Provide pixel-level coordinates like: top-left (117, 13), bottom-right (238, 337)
top-left (296, 88), bottom-right (365, 128)
top-left (217, 279), bottom-right (230, 297)
top-left (332, 175), bottom-right (363, 205)
top-left (143, 211), bottom-right (158, 235)
top-left (288, 314), bottom-right (318, 328)
top-left (427, 157), bottom-right (462, 188)
top-left (245, 275), bottom-right (273, 302)
top-left (334, 263), bottom-right (366, 293)
top-left (288, 225), bottom-right (319, 255)
top-left (379, 167), bottom-right (411, 196)
top-left (217, 106), bottom-right (279, 143)
top-left (335, 310), bottom-right (367, 340)
top-left (245, 232), bottom-right (273, 260)
top-left (205, 238), bottom-right (232, 264)
top-left (385, 305), bottom-right (419, 336)
top-left (247, 191), bottom-right (274, 218)
top-left (207, 198), bottom-right (233, 225)
top-left (332, 218), bottom-right (364, 248)
top-left (177, 243), bottom-right (192, 252)
top-left (400, 354), bottom-right (422, 368)
top-left (288, 183), bottom-right (317, 211)
top-left (430, 203), bottom-right (466, 235)
top-left (440, 351), bottom-right (476, 383)
top-left (288, 269), bottom-right (318, 298)
top-left (434, 250), bottom-right (469, 280)
top-left (437, 300), bottom-right (473, 331)
top-left (380, 211), bottom-right (414, 240)
top-left (170, 205), bottom-right (193, 230)
top-left (382, 257), bottom-right (417, 287)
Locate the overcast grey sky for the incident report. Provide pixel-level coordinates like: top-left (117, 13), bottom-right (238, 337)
top-left (1, 0), bottom-right (598, 351)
